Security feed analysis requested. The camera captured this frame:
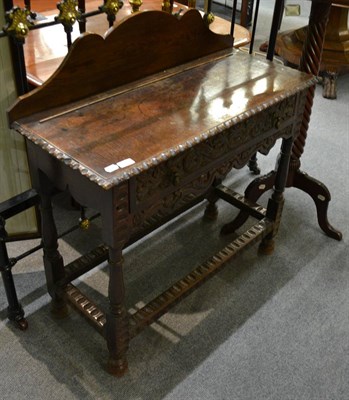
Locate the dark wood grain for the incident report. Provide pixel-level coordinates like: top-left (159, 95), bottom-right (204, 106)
top-left (9, 9), bottom-right (233, 122)
top-left (9, 7), bottom-right (315, 376)
top-left (12, 51), bottom-right (313, 190)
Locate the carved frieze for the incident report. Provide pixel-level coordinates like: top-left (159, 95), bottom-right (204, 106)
top-left (134, 95), bottom-right (298, 208)
top-left (129, 88), bottom-right (304, 237)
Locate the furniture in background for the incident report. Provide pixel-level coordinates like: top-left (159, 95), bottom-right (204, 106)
top-left (212, 0), bottom-right (254, 26)
top-left (275, 3), bottom-right (349, 99)
top-left (23, 0), bottom-right (251, 85)
top-left (224, 0), bottom-right (344, 241)
top-left (8, 8), bottom-right (313, 376)
top-left (0, 190), bottom-right (39, 330)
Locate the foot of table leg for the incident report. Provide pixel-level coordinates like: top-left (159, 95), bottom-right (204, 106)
top-left (258, 238), bottom-right (275, 255)
top-left (1, 218), bottom-right (28, 330)
top-left (293, 170), bottom-right (342, 240)
top-left (106, 356), bottom-right (129, 377)
top-left (1, 267), bottom-right (29, 330)
top-left (204, 201), bottom-right (218, 221)
top-left (221, 170), bottom-right (275, 235)
top-left (50, 299), bottom-right (70, 319)
top-left (106, 306), bottom-right (129, 377)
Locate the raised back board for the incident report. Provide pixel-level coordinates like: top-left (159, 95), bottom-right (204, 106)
top-left (8, 9), bottom-right (233, 123)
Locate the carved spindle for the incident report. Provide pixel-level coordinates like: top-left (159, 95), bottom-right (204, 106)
top-left (291, 1), bottom-right (331, 166)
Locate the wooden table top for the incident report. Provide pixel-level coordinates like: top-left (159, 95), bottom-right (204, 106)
top-left (24, 0), bottom-right (250, 86)
top-left (14, 50), bottom-right (314, 189)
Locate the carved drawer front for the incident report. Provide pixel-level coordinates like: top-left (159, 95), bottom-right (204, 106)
top-left (127, 93), bottom-right (302, 236)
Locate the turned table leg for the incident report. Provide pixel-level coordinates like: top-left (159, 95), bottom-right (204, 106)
top-left (106, 246), bottom-right (129, 377)
top-left (39, 172), bottom-right (69, 317)
top-left (103, 182), bottom-right (130, 377)
top-left (259, 136), bottom-right (293, 254)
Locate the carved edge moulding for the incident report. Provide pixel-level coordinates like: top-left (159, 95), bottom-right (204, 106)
top-left (12, 77), bottom-right (315, 190)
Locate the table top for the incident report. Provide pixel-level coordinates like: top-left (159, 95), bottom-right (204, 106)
top-left (24, 0), bottom-right (251, 86)
top-left (13, 51), bottom-right (314, 189)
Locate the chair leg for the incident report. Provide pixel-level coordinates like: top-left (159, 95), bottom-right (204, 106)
top-left (0, 217), bottom-right (28, 330)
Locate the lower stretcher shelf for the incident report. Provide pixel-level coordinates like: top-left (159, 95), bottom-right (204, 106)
top-left (62, 215), bottom-right (273, 341)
